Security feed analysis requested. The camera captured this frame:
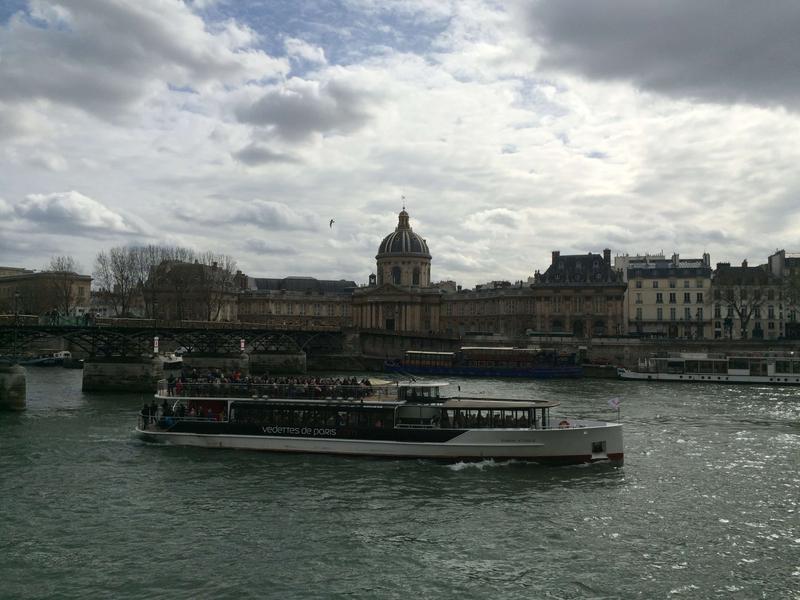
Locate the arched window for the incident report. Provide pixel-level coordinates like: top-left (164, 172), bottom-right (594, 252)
top-left (412, 267), bottom-right (420, 286)
top-left (392, 266), bottom-right (402, 284)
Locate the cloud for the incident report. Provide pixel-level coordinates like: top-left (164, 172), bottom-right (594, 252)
top-left (243, 238), bottom-right (298, 255)
top-left (0, 197), bottom-right (13, 218)
top-left (232, 143), bottom-right (298, 166)
top-left (0, 0), bottom-right (287, 120)
top-left (464, 208), bottom-right (522, 230)
top-left (235, 78), bottom-right (379, 141)
top-left (527, 0), bottom-right (800, 110)
top-left (14, 191), bottom-right (141, 236)
top-left (285, 37), bottom-right (327, 65)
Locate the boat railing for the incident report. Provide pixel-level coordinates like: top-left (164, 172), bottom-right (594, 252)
top-left (155, 380), bottom-right (398, 402)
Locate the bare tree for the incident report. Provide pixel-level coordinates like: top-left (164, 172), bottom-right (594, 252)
top-left (717, 287), bottom-right (765, 339)
top-left (43, 255), bottom-right (82, 316)
top-left (194, 251), bottom-right (238, 321)
top-left (93, 247), bottom-right (139, 316)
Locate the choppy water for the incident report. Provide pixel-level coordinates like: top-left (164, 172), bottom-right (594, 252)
top-left (1, 369), bottom-right (798, 599)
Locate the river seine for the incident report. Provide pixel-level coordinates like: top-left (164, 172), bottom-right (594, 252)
top-left (1, 368), bottom-right (798, 599)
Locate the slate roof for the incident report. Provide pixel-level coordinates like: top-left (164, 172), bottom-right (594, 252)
top-left (534, 253), bottom-right (624, 287)
top-left (247, 276), bottom-right (356, 295)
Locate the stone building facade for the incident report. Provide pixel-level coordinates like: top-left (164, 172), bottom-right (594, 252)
top-left (529, 250), bottom-right (627, 337)
top-left (622, 253), bottom-right (713, 339)
top-left (712, 261), bottom-right (783, 340)
top-left (0, 267), bottom-right (92, 316)
top-left (237, 276), bottom-right (355, 329)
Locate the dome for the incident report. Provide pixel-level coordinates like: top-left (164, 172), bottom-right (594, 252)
top-left (376, 210), bottom-right (431, 259)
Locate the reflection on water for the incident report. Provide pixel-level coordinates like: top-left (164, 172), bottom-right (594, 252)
top-left (0, 368), bottom-right (797, 599)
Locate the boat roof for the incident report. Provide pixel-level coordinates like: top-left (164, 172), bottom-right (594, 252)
top-left (442, 398), bottom-right (559, 409)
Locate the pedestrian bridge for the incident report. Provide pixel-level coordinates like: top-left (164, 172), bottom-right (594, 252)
top-left (0, 315), bottom-right (345, 359)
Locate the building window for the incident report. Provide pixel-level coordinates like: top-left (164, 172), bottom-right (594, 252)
top-left (669, 292), bottom-right (676, 304)
top-left (714, 304), bottom-right (721, 318)
top-left (657, 307), bottom-right (663, 320)
top-left (755, 306), bottom-right (761, 319)
top-left (684, 280), bottom-right (690, 288)
top-left (696, 292), bottom-right (703, 304)
top-left (635, 280), bottom-right (642, 288)
top-left (768, 321), bottom-right (775, 330)
top-left (635, 292), bottom-right (642, 304)
top-left (392, 266), bottom-right (402, 285)
top-left (412, 268), bottom-right (420, 286)
top-left (697, 308), bottom-right (703, 320)
top-left (684, 307), bottom-right (691, 320)
top-left (652, 281), bottom-right (659, 288)
top-left (656, 293), bottom-right (663, 303)
top-left (768, 305), bottom-right (775, 319)
top-left (669, 280), bottom-right (676, 288)
top-left (314, 304), bottom-right (321, 316)
top-left (696, 280), bottom-right (704, 289)
top-left (636, 307), bottom-right (642, 320)
top-left (684, 292), bottom-right (691, 303)
top-left (670, 307), bottom-right (676, 321)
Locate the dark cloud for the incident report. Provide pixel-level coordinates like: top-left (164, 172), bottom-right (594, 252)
top-left (236, 79), bottom-right (377, 141)
top-left (232, 143), bottom-right (298, 166)
top-left (0, 0), bottom-right (284, 119)
top-left (528, 0), bottom-right (800, 109)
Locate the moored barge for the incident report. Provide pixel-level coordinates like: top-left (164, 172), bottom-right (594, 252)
top-left (136, 380), bottom-right (623, 465)
top-left (618, 351), bottom-right (800, 384)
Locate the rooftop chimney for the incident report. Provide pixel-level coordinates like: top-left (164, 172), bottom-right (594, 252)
top-left (552, 250), bottom-right (560, 264)
top-left (603, 248), bottom-right (611, 265)
top-left (742, 259), bottom-right (748, 268)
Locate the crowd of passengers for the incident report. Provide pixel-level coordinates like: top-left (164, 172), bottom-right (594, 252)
top-left (163, 369), bottom-right (375, 399)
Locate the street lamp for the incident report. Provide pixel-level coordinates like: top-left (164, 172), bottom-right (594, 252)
top-left (12, 291), bottom-right (21, 363)
top-left (153, 301), bottom-right (159, 356)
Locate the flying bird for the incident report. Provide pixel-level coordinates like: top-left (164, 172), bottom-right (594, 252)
top-left (329, 219), bottom-right (335, 228)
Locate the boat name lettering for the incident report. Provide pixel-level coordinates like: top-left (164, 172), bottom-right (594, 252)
top-left (262, 426), bottom-right (337, 437)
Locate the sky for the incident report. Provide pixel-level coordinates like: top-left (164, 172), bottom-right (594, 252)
top-left (1, 0), bottom-right (799, 287)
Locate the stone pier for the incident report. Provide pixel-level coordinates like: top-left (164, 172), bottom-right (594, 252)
top-left (0, 364), bottom-right (26, 410)
top-left (82, 358), bottom-right (163, 392)
top-left (249, 352), bottom-right (306, 375)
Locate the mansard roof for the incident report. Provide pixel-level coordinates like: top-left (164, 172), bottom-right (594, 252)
top-left (248, 276), bottom-right (356, 295)
top-left (534, 252), bottom-right (624, 287)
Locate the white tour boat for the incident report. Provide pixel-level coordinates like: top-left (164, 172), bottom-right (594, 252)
top-left (618, 351), bottom-right (800, 384)
top-left (135, 380), bottom-right (623, 465)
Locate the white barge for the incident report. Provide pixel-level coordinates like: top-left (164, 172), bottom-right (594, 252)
top-left (136, 381), bottom-right (623, 465)
top-left (618, 351), bottom-right (800, 384)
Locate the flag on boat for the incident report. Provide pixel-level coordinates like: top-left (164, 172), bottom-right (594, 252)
top-left (608, 397), bottom-right (621, 409)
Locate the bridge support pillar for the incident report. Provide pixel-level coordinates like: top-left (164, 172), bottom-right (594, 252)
top-left (0, 364), bottom-right (26, 411)
top-left (82, 358), bottom-right (162, 393)
top-left (249, 352), bottom-right (306, 375)
top-left (181, 353), bottom-right (250, 377)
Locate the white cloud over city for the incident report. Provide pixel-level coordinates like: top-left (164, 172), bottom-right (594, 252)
top-left (1, 0), bottom-right (798, 285)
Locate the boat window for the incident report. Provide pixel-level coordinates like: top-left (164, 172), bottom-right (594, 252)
top-left (775, 361), bottom-right (791, 374)
top-left (666, 360), bottom-right (684, 374)
top-left (729, 358), bottom-right (749, 370)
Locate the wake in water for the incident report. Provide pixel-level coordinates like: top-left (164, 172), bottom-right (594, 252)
top-left (446, 458), bottom-right (521, 471)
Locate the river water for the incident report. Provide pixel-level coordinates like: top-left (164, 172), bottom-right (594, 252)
top-left (0, 369), bottom-right (798, 599)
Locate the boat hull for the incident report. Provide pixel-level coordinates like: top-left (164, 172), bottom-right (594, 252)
top-left (135, 423), bottom-right (623, 465)
top-left (618, 368), bottom-right (800, 385)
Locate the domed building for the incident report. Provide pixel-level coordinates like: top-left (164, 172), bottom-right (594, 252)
top-left (352, 209), bottom-right (442, 333)
top-left (376, 210), bottom-right (431, 287)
